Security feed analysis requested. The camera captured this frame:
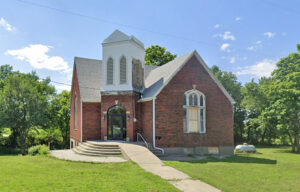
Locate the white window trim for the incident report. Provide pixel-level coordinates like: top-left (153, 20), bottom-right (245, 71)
top-left (183, 89), bottom-right (206, 134)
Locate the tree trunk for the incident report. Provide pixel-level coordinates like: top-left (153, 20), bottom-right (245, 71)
top-left (261, 129), bottom-right (267, 144)
top-left (295, 136), bottom-right (300, 153)
top-left (9, 129), bottom-right (18, 147)
top-left (287, 132), bottom-right (295, 152)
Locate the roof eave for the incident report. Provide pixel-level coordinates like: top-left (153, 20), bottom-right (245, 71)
top-left (193, 51), bottom-right (236, 105)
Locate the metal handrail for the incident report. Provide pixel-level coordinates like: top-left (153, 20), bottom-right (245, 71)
top-left (137, 133), bottom-right (149, 149)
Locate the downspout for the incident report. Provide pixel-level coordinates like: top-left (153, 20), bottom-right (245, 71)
top-left (80, 100), bottom-right (83, 143)
top-left (152, 98), bottom-right (164, 154)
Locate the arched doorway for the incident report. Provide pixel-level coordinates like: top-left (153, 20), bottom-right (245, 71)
top-left (107, 105), bottom-right (126, 140)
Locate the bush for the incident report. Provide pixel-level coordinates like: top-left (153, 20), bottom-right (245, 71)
top-left (0, 147), bottom-right (21, 155)
top-left (27, 128), bottom-right (63, 149)
top-left (28, 145), bottom-right (49, 156)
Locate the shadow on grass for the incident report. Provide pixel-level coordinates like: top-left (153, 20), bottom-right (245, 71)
top-left (182, 155), bottom-right (277, 165)
top-left (0, 147), bottom-right (21, 156)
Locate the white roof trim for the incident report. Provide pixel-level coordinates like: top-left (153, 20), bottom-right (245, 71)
top-left (138, 50), bottom-right (235, 105)
top-left (193, 51), bottom-right (235, 105)
top-left (139, 51), bottom-right (194, 102)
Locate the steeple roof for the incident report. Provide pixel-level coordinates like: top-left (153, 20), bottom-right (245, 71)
top-left (102, 29), bottom-right (144, 48)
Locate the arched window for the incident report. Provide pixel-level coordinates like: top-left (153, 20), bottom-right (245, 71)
top-left (74, 96), bottom-right (77, 130)
top-left (183, 89), bottom-right (206, 133)
top-left (107, 57), bottom-right (114, 85)
top-left (120, 56), bottom-right (127, 84)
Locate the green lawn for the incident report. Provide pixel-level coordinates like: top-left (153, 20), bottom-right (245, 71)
top-left (0, 155), bottom-right (179, 192)
top-left (165, 147), bottom-right (300, 192)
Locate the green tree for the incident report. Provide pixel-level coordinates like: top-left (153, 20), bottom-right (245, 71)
top-left (145, 45), bottom-right (177, 66)
top-left (49, 90), bottom-right (70, 148)
top-left (0, 65), bottom-right (15, 90)
top-left (211, 65), bottom-right (245, 143)
top-left (267, 45), bottom-right (300, 152)
top-left (241, 77), bottom-right (279, 144)
top-left (0, 72), bottom-right (55, 153)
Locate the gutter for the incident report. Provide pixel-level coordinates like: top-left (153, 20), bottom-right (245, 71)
top-left (80, 100), bottom-right (83, 143)
top-left (152, 98), bottom-right (164, 154)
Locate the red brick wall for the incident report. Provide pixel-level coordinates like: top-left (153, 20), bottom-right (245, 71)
top-left (155, 55), bottom-right (234, 148)
top-left (82, 102), bottom-right (101, 141)
top-left (140, 101), bottom-right (153, 144)
top-left (100, 93), bottom-right (140, 141)
top-left (70, 65), bottom-right (82, 143)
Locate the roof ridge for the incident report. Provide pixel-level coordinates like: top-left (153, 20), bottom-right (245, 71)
top-left (75, 56), bottom-right (101, 62)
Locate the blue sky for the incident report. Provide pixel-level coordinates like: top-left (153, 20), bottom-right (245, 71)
top-left (0, 0), bottom-right (299, 92)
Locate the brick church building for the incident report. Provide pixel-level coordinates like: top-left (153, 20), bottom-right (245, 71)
top-left (70, 30), bottom-right (235, 155)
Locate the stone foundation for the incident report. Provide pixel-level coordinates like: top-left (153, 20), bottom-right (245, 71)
top-left (163, 146), bottom-right (234, 156)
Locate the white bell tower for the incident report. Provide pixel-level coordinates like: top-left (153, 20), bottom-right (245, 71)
top-left (102, 30), bottom-right (145, 93)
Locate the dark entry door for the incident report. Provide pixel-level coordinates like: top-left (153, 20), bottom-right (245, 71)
top-left (108, 114), bottom-right (125, 140)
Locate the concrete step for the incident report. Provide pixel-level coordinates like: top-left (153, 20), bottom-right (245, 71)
top-left (81, 143), bottom-right (120, 150)
top-left (72, 148), bottom-right (122, 156)
top-left (150, 149), bottom-right (165, 157)
top-left (77, 145), bottom-right (121, 153)
top-left (84, 142), bottom-right (119, 148)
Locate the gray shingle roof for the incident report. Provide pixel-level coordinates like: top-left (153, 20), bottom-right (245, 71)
top-left (102, 29), bottom-right (144, 48)
top-left (142, 51), bottom-right (194, 100)
top-left (72, 50), bottom-right (235, 105)
top-left (141, 50), bottom-right (235, 105)
top-left (144, 65), bottom-right (158, 79)
top-left (74, 57), bottom-right (102, 102)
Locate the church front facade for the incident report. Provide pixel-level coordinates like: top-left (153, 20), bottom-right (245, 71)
top-left (70, 30), bottom-right (235, 155)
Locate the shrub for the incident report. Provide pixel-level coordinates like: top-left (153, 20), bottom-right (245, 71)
top-left (28, 145), bottom-right (49, 156)
top-left (27, 128), bottom-right (63, 149)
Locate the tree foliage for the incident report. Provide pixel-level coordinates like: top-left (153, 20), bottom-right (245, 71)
top-left (49, 90), bottom-right (70, 148)
top-left (266, 45), bottom-right (300, 152)
top-left (145, 45), bottom-right (177, 66)
top-left (0, 71), bottom-right (55, 153)
top-left (211, 65), bottom-right (246, 143)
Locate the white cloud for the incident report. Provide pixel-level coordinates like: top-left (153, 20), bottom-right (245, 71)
top-left (223, 31), bottom-right (235, 40)
top-left (214, 31), bottom-right (235, 41)
top-left (214, 24), bottom-right (220, 28)
top-left (213, 31), bottom-right (235, 41)
top-left (255, 41), bottom-right (262, 44)
top-left (230, 57), bottom-right (236, 64)
top-left (220, 43), bottom-right (231, 52)
top-left (235, 17), bottom-right (242, 21)
top-left (264, 32), bottom-right (275, 38)
top-left (0, 17), bottom-right (14, 31)
top-left (236, 59), bottom-right (277, 78)
top-left (55, 84), bottom-right (71, 92)
top-left (247, 40), bottom-right (263, 51)
top-left (281, 32), bottom-right (287, 36)
top-left (247, 46), bottom-right (255, 51)
top-left (5, 44), bottom-right (70, 72)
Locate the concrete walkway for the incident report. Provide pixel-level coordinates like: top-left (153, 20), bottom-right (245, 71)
top-left (50, 149), bottom-right (127, 163)
top-left (117, 142), bottom-right (221, 192)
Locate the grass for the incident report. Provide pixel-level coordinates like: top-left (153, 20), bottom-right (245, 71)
top-left (165, 147), bottom-right (300, 192)
top-left (0, 155), bottom-right (179, 192)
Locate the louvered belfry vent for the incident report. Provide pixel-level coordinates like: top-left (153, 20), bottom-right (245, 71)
top-left (120, 56), bottom-right (127, 84)
top-left (107, 57), bottom-right (114, 84)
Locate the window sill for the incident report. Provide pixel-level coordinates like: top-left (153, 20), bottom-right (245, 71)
top-left (184, 132), bottom-right (206, 135)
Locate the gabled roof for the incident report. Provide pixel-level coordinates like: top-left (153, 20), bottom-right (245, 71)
top-left (140, 50), bottom-right (235, 105)
top-left (74, 57), bottom-right (102, 102)
top-left (144, 65), bottom-right (158, 79)
top-left (71, 50), bottom-right (235, 105)
top-left (102, 29), bottom-right (144, 48)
